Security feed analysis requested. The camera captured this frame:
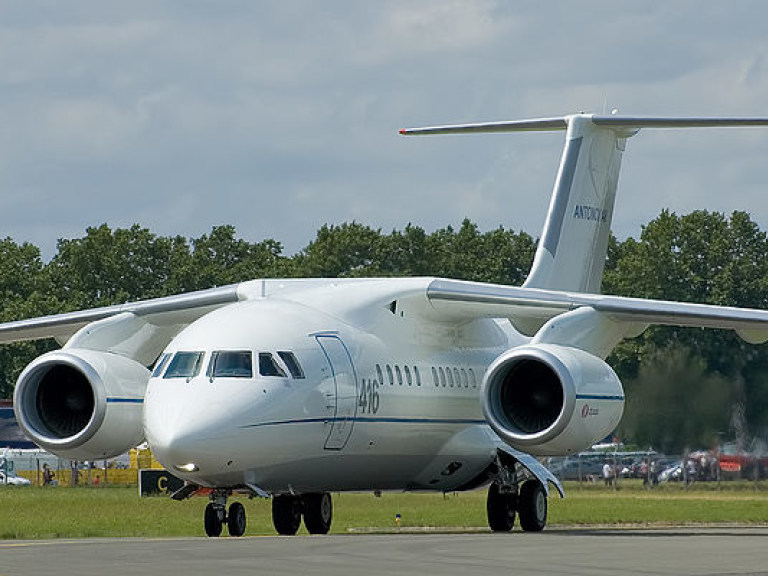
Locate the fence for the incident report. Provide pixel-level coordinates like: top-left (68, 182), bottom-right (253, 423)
top-left (1, 447), bottom-right (163, 486)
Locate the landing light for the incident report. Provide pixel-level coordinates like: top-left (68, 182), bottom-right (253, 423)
top-left (174, 463), bottom-right (199, 473)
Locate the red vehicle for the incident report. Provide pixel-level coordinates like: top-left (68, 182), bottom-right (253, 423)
top-left (718, 443), bottom-right (768, 478)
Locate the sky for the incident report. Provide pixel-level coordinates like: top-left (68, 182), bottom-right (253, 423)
top-left (3, 1), bottom-right (768, 260)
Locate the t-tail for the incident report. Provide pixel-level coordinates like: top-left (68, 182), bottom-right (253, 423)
top-left (401, 114), bottom-right (768, 294)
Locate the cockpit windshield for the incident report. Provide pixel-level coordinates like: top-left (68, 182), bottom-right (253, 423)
top-left (155, 349), bottom-right (305, 381)
top-left (258, 353), bottom-right (287, 377)
top-left (163, 352), bottom-right (204, 379)
top-left (207, 351), bottom-right (253, 378)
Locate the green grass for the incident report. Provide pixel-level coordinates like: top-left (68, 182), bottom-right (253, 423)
top-left (2, 481), bottom-right (768, 539)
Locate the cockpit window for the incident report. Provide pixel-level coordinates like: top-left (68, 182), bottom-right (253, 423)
top-left (207, 351), bottom-right (253, 378)
top-left (163, 352), bottom-right (204, 379)
top-left (259, 353), bottom-right (287, 377)
top-left (278, 351), bottom-right (305, 379)
top-left (151, 353), bottom-right (171, 378)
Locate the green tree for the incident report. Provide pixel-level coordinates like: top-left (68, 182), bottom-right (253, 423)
top-left (0, 238), bottom-right (59, 398)
top-left (186, 225), bottom-right (289, 289)
top-left (423, 219), bottom-right (535, 284)
top-left (295, 223), bottom-right (385, 278)
top-left (618, 343), bottom-right (733, 454)
top-left (45, 224), bottom-right (188, 308)
top-left (604, 210), bottom-right (768, 445)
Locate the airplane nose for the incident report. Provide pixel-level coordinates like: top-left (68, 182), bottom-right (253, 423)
top-left (144, 383), bottom-right (226, 472)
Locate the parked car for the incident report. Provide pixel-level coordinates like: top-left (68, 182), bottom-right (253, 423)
top-left (658, 461), bottom-right (683, 483)
top-left (0, 471), bottom-right (32, 486)
top-left (548, 458), bottom-right (604, 481)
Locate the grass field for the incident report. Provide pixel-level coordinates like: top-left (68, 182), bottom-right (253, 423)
top-left (2, 481), bottom-right (768, 539)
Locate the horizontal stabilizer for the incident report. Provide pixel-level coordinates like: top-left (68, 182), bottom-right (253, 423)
top-left (399, 117), bottom-right (567, 135)
top-left (400, 115), bottom-right (768, 136)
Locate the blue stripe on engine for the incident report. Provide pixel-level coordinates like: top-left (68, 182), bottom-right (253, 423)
top-left (106, 398), bottom-right (144, 404)
top-left (575, 394), bottom-right (625, 401)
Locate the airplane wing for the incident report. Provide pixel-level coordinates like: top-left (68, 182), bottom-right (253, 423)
top-left (0, 284), bottom-right (243, 344)
top-left (425, 278), bottom-right (768, 345)
top-left (0, 284), bottom-right (245, 366)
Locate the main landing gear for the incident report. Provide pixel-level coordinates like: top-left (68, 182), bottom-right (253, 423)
top-left (486, 455), bottom-right (548, 533)
top-left (272, 492), bottom-right (333, 535)
top-left (204, 490), bottom-right (247, 537)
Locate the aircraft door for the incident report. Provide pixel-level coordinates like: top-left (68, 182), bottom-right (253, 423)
top-left (316, 335), bottom-right (358, 450)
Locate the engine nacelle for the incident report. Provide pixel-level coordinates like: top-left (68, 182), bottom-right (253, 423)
top-left (13, 348), bottom-right (149, 460)
top-left (482, 344), bottom-right (624, 456)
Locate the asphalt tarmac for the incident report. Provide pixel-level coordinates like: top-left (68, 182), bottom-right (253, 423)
top-left (2, 527), bottom-right (768, 576)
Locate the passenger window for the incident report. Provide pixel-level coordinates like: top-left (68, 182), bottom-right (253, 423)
top-left (164, 352), bottom-right (204, 379)
top-left (414, 366), bottom-right (422, 387)
top-left (405, 366), bottom-right (412, 386)
top-left (439, 367), bottom-right (446, 387)
top-left (461, 368), bottom-right (469, 388)
top-left (446, 368), bottom-right (454, 387)
top-left (453, 368), bottom-right (461, 388)
top-left (278, 351), bottom-right (305, 379)
top-left (432, 367), bottom-right (439, 387)
top-left (259, 353), bottom-right (287, 377)
top-left (208, 351), bottom-right (253, 378)
top-left (152, 353), bottom-right (171, 378)
top-left (395, 365), bottom-right (403, 385)
top-left (376, 364), bottom-right (384, 386)
top-left (386, 365), bottom-right (394, 385)
top-left (469, 368), bottom-right (477, 388)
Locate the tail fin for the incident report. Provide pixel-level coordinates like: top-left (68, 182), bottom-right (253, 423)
top-left (401, 114), bottom-right (768, 293)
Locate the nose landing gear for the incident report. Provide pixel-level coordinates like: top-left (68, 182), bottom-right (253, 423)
top-left (204, 491), bottom-right (247, 537)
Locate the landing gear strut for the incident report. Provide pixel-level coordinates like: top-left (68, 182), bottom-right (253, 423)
top-left (272, 492), bottom-right (334, 535)
top-left (486, 454), bottom-right (548, 532)
top-left (203, 490), bottom-right (248, 537)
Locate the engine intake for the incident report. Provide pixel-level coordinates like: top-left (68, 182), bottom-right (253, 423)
top-left (14, 348), bottom-right (149, 460)
top-left (482, 344), bottom-right (624, 455)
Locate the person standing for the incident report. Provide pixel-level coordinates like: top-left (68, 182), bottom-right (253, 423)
top-left (42, 463), bottom-right (55, 486)
top-left (602, 462), bottom-right (613, 486)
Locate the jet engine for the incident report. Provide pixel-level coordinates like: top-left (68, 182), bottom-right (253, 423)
top-left (481, 344), bottom-right (624, 456)
top-left (13, 348), bottom-right (149, 460)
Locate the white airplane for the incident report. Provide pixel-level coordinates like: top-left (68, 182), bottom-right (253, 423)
top-left (6, 113), bottom-right (768, 536)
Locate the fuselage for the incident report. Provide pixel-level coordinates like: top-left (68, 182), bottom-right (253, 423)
top-left (143, 278), bottom-right (529, 494)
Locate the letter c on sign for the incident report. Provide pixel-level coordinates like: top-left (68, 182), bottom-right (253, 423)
top-left (157, 475), bottom-right (168, 493)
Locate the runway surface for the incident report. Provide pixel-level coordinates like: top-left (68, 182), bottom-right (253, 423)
top-left (2, 527), bottom-right (768, 576)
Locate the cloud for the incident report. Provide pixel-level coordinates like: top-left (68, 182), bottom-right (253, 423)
top-left (1, 1), bottom-right (768, 261)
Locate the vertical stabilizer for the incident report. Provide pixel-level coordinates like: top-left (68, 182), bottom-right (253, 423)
top-left (400, 114), bottom-right (768, 294)
top-left (523, 115), bottom-right (629, 293)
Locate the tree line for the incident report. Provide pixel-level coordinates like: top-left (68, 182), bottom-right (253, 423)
top-left (2, 211), bottom-right (768, 453)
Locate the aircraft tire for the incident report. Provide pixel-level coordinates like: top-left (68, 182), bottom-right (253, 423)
top-left (302, 492), bottom-right (333, 534)
top-left (272, 495), bottom-right (302, 535)
top-left (204, 502), bottom-right (223, 537)
top-left (227, 502), bottom-right (247, 537)
top-left (518, 480), bottom-right (547, 532)
top-left (486, 482), bottom-right (516, 532)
